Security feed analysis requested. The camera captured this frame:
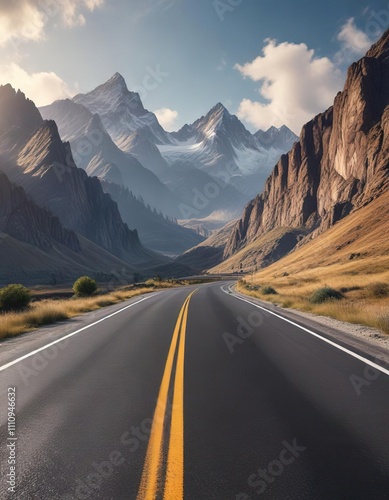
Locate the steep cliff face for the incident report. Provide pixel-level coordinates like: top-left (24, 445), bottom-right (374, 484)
top-left (0, 171), bottom-right (80, 252)
top-left (224, 30), bottom-right (389, 259)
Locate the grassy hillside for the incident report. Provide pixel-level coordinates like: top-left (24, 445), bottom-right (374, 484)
top-left (234, 191), bottom-right (389, 333)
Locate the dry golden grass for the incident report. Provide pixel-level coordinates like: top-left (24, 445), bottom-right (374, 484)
top-left (236, 281), bottom-right (389, 334)
top-left (0, 276), bottom-right (202, 340)
top-left (235, 192), bottom-right (389, 335)
top-left (0, 287), bottom-right (156, 340)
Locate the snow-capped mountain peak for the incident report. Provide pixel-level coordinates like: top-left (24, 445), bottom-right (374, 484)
top-left (73, 73), bottom-right (170, 147)
top-left (199, 102), bottom-right (232, 138)
top-left (73, 73), bottom-right (144, 116)
top-left (254, 125), bottom-right (298, 150)
top-left (107, 71), bottom-right (127, 86)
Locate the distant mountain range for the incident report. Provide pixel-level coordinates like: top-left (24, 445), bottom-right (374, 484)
top-left (41, 73), bottom-right (297, 230)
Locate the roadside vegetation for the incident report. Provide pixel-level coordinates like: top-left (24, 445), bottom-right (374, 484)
top-left (0, 277), bottom-right (185, 340)
top-left (237, 273), bottom-right (389, 334)
top-left (227, 190), bottom-right (389, 335)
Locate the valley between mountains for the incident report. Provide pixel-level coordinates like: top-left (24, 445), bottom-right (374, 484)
top-left (0, 30), bottom-right (388, 337)
top-left (1, 6), bottom-right (389, 500)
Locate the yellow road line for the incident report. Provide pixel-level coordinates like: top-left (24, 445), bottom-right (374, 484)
top-left (137, 290), bottom-right (196, 500)
top-left (164, 290), bottom-right (194, 499)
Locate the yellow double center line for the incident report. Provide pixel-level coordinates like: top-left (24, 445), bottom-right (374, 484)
top-left (137, 290), bottom-right (197, 500)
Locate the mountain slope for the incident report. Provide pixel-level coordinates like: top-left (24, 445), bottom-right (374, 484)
top-left (163, 103), bottom-right (297, 198)
top-left (41, 74), bottom-right (298, 232)
top-left (235, 189), bottom-right (389, 294)
top-left (72, 73), bottom-right (171, 175)
top-left (0, 85), bottom-right (166, 267)
top-left (101, 181), bottom-right (205, 255)
top-left (224, 30), bottom-right (389, 262)
top-left (175, 219), bottom-right (238, 272)
top-left (255, 125), bottom-right (299, 151)
top-left (40, 99), bottom-right (182, 217)
top-left (73, 72), bottom-right (171, 144)
top-left (0, 171), bottom-right (139, 285)
top-left (158, 160), bottom-right (246, 221)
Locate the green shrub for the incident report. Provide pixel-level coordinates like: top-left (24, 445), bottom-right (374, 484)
top-left (73, 276), bottom-right (97, 297)
top-left (0, 284), bottom-right (31, 311)
top-left (309, 287), bottom-right (343, 304)
top-left (367, 282), bottom-right (389, 298)
top-left (262, 286), bottom-right (277, 295)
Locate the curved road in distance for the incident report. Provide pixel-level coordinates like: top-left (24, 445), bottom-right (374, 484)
top-left (0, 282), bottom-right (388, 499)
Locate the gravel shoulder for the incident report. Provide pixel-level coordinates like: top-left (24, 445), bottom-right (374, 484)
top-left (232, 286), bottom-right (389, 366)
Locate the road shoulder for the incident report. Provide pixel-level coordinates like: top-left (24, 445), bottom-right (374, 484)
top-left (228, 285), bottom-right (389, 364)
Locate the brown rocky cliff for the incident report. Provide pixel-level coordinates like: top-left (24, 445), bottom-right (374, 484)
top-left (224, 29), bottom-right (389, 259)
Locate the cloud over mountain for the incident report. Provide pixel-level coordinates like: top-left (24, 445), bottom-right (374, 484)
top-left (235, 39), bottom-right (344, 134)
top-left (335, 17), bottom-right (373, 64)
top-left (0, 63), bottom-right (75, 106)
top-left (154, 107), bottom-right (179, 131)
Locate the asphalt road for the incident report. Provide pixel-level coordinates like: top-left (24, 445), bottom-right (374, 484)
top-left (0, 282), bottom-right (388, 499)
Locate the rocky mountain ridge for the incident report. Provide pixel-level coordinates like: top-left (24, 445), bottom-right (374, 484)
top-left (0, 85), bottom-right (166, 267)
top-left (42, 74), bottom-right (296, 229)
top-left (224, 29), bottom-right (389, 260)
top-left (40, 99), bottom-right (183, 217)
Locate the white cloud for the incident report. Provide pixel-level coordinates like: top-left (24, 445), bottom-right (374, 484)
top-left (154, 107), bottom-right (179, 131)
top-left (234, 39), bottom-right (344, 134)
top-left (0, 1), bottom-right (45, 45)
top-left (335, 18), bottom-right (373, 64)
top-left (60, 0), bottom-right (105, 27)
top-left (0, 63), bottom-right (75, 106)
top-left (0, 0), bottom-right (105, 46)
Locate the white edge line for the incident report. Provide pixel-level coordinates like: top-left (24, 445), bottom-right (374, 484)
top-left (0, 293), bottom-right (160, 373)
top-left (221, 284), bottom-right (389, 377)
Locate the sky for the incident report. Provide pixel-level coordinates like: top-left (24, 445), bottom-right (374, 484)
top-left (0, 0), bottom-right (388, 134)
